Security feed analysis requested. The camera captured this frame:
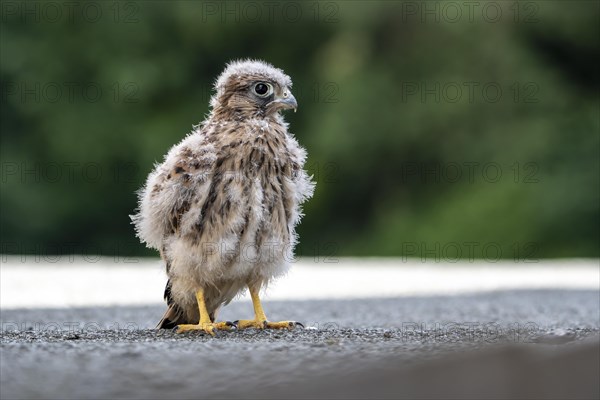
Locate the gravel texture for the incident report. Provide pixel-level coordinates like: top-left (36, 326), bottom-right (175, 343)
top-left (1, 289), bottom-right (599, 399)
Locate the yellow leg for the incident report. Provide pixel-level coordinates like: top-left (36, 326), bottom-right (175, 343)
top-left (175, 289), bottom-right (234, 335)
top-left (236, 285), bottom-right (302, 330)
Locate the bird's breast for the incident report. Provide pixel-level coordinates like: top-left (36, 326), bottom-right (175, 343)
top-left (204, 128), bottom-right (296, 247)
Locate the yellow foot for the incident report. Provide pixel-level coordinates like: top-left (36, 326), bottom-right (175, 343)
top-left (234, 319), bottom-right (304, 330)
top-left (175, 321), bottom-right (236, 336)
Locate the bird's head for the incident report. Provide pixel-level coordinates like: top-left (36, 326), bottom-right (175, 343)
top-left (210, 59), bottom-right (297, 119)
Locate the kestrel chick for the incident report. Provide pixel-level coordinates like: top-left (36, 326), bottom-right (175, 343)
top-left (132, 60), bottom-right (314, 335)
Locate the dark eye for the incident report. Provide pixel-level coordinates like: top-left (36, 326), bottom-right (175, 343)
top-left (253, 82), bottom-right (272, 97)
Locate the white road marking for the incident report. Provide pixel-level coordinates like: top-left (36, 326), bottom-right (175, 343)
top-left (1, 257), bottom-right (598, 309)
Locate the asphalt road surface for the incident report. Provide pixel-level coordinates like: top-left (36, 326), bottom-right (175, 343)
top-left (1, 290), bottom-right (599, 399)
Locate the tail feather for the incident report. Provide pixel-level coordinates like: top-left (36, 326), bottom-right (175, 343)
top-left (157, 303), bottom-right (187, 329)
top-left (157, 276), bottom-right (223, 329)
top-left (157, 277), bottom-right (188, 329)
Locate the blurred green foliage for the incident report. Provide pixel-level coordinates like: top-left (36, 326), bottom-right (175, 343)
top-left (1, 1), bottom-right (598, 260)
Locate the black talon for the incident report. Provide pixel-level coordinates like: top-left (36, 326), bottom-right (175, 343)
top-left (295, 322), bottom-right (305, 328)
top-left (226, 321), bottom-right (238, 330)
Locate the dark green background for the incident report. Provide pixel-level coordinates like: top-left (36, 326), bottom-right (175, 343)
top-left (1, 1), bottom-right (598, 260)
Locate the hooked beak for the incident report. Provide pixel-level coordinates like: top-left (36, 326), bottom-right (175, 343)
top-left (271, 88), bottom-right (297, 112)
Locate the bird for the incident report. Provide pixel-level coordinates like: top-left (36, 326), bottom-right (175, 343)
top-left (131, 59), bottom-right (315, 335)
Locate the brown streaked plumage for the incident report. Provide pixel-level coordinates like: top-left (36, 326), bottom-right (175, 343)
top-left (131, 60), bottom-right (314, 335)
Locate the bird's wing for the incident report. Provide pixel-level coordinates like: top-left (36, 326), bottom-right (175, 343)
top-left (131, 130), bottom-right (217, 250)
